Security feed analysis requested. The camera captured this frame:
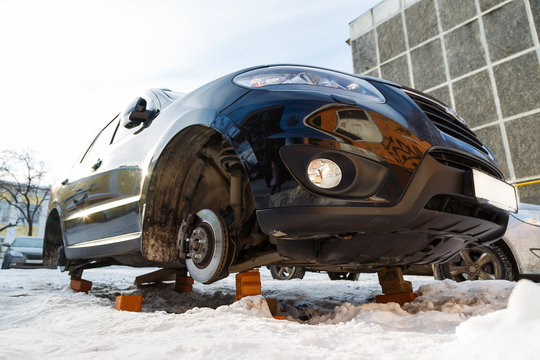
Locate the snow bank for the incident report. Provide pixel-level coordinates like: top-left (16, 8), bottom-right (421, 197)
top-left (450, 280), bottom-right (540, 360)
top-left (287, 279), bottom-right (513, 334)
top-left (216, 295), bottom-right (273, 318)
top-left (0, 267), bottom-right (536, 360)
top-left (405, 279), bottom-right (514, 315)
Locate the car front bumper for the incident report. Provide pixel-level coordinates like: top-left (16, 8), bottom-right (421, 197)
top-left (3, 255), bottom-right (43, 268)
top-left (257, 153), bottom-right (510, 265)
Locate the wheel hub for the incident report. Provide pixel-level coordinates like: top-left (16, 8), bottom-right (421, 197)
top-left (446, 246), bottom-right (504, 282)
top-left (185, 209), bottom-right (232, 284)
top-left (187, 225), bottom-right (213, 267)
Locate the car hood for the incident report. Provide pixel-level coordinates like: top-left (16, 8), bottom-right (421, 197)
top-left (11, 246), bottom-right (42, 256)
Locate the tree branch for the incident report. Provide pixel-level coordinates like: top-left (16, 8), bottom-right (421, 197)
top-left (0, 149), bottom-right (50, 231)
top-left (0, 221), bottom-right (19, 232)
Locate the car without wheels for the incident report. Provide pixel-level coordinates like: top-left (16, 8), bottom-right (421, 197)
top-left (43, 65), bottom-right (517, 285)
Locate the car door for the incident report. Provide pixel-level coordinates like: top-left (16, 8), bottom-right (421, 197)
top-left (64, 92), bottom-right (160, 256)
top-left (62, 117), bottom-right (119, 249)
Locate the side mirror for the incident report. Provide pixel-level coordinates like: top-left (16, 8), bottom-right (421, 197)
top-left (2, 243), bottom-right (10, 248)
top-left (122, 97), bottom-right (158, 129)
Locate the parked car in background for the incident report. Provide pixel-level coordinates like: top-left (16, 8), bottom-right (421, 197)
top-left (268, 266), bottom-right (306, 280)
top-left (268, 265), bottom-right (359, 281)
top-left (44, 65), bottom-right (517, 285)
top-left (434, 203), bottom-right (540, 282)
top-left (1, 236), bottom-right (44, 269)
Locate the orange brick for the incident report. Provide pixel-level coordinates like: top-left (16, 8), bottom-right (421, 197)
top-left (236, 285), bottom-right (262, 300)
top-left (175, 275), bottom-right (194, 293)
top-left (375, 292), bottom-right (417, 306)
top-left (175, 284), bottom-right (193, 293)
top-left (377, 267), bottom-right (413, 295)
top-left (115, 295), bottom-right (143, 312)
top-left (273, 315), bottom-right (286, 320)
top-left (266, 298), bottom-right (278, 316)
top-left (235, 270), bottom-right (261, 300)
top-left (70, 278), bottom-right (92, 294)
top-left (175, 275), bottom-right (194, 285)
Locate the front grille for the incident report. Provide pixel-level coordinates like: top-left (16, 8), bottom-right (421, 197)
top-left (25, 254), bottom-right (42, 260)
top-left (405, 90), bottom-right (487, 154)
top-left (429, 149), bottom-right (502, 179)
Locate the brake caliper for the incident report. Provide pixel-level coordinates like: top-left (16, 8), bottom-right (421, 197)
top-left (177, 213), bottom-right (196, 260)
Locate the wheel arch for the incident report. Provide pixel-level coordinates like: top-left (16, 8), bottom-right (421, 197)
top-left (493, 237), bottom-right (520, 277)
top-left (140, 123), bottom-right (255, 263)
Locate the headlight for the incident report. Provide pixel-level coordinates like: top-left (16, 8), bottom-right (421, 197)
top-left (307, 158), bottom-right (342, 189)
top-left (9, 250), bottom-right (24, 258)
top-left (233, 66), bottom-right (385, 103)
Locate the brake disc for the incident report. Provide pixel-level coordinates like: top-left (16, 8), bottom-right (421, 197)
top-left (186, 209), bottom-right (232, 284)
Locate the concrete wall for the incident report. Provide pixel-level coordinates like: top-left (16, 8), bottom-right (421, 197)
top-left (349, 0), bottom-right (540, 204)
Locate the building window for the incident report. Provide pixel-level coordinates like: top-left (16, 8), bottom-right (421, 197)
top-left (18, 205), bottom-right (41, 225)
top-left (0, 202), bottom-right (10, 223)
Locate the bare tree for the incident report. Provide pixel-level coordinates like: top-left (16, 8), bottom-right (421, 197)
top-left (0, 150), bottom-right (50, 236)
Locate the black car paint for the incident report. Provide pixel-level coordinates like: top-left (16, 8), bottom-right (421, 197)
top-left (45, 65), bottom-right (510, 273)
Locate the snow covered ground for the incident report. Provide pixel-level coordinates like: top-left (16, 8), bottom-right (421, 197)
top-left (0, 266), bottom-right (538, 360)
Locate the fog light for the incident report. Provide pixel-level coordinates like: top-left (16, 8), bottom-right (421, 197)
top-left (307, 158), bottom-right (342, 188)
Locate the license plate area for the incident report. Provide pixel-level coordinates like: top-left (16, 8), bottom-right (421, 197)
top-left (25, 260), bottom-right (43, 264)
top-left (472, 169), bottom-right (517, 212)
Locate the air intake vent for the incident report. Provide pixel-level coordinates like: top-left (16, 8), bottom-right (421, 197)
top-left (429, 149), bottom-right (503, 179)
top-left (404, 90), bottom-right (487, 154)
top-left (425, 195), bottom-right (503, 226)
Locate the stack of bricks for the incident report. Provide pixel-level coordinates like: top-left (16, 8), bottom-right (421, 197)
top-left (375, 267), bottom-right (417, 306)
top-left (235, 270), bottom-right (285, 320)
top-left (235, 270), bottom-right (262, 300)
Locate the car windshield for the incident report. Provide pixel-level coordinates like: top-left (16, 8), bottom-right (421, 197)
top-left (12, 237), bottom-right (43, 248)
top-left (163, 89), bottom-right (184, 101)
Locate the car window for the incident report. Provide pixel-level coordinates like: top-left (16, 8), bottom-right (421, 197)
top-left (12, 237), bottom-right (43, 248)
top-left (80, 116), bottom-right (119, 163)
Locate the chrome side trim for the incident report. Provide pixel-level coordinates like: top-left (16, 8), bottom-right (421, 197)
top-left (65, 195), bottom-right (141, 221)
top-left (67, 232), bottom-right (141, 249)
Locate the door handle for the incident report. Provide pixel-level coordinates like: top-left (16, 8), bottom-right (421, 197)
top-left (91, 159), bottom-right (102, 171)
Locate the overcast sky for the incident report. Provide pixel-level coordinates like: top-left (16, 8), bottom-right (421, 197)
top-left (0, 0), bottom-right (381, 184)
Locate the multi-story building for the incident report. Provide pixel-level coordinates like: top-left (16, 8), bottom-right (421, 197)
top-left (348, 0), bottom-right (540, 203)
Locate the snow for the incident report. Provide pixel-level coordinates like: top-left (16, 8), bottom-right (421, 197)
top-left (0, 267), bottom-right (538, 359)
top-left (452, 280), bottom-right (540, 360)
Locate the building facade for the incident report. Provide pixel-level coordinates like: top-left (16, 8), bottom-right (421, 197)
top-left (349, 0), bottom-right (540, 203)
top-left (0, 185), bottom-right (49, 247)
